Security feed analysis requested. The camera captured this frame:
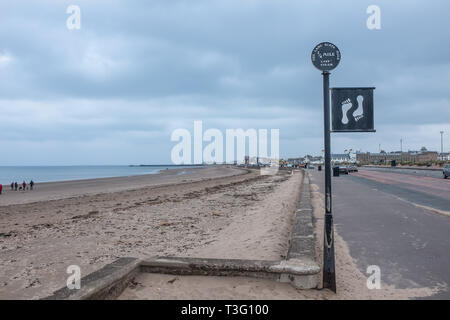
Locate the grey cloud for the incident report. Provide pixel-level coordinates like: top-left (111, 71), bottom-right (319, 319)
top-left (0, 0), bottom-right (449, 164)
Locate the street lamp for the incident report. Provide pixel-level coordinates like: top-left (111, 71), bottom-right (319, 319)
top-left (400, 139), bottom-right (403, 162)
top-left (440, 131), bottom-right (444, 154)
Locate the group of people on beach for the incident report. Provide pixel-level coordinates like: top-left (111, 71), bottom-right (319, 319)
top-left (0, 180), bottom-right (35, 195)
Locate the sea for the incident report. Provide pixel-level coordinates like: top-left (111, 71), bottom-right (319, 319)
top-left (0, 165), bottom-right (202, 184)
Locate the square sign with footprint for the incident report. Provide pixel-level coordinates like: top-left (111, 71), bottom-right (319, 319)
top-left (331, 87), bottom-right (376, 132)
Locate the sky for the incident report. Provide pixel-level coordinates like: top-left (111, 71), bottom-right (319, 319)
top-left (0, 0), bottom-right (449, 165)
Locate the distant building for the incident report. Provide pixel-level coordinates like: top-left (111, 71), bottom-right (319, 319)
top-left (418, 151), bottom-right (439, 162)
top-left (303, 155), bottom-right (323, 164)
top-left (438, 152), bottom-right (450, 161)
top-left (248, 156), bottom-right (277, 166)
top-left (331, 154), bottom-right (351, 163)
top-left (309, 156), bottom-right (324, 164)
top-left (287, 155), bottom-right (324, 166)
top-left (287, 157), bottom-right (304, 166)
top-left (356, 150), bottom-right (438, 164)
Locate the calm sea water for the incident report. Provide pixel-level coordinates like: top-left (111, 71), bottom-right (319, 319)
top-left (0, 165), bottom-right (200, 184)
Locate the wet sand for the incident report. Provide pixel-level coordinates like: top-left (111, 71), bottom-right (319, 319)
top-left (0, 166), bottom-right (242, 206)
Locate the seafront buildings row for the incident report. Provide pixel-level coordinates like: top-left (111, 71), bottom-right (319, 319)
top-left (287, 149), bottom-right (449, 166)
top-left (356, 150), bottom-right (441, 164)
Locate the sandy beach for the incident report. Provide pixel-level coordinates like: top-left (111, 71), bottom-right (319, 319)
top-left (0, 166), bottom-right (302, 299)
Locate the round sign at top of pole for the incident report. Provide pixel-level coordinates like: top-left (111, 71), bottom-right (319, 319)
top-left (311, 42), bottom-right (341, 71)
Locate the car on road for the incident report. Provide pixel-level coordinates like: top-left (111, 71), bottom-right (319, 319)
top-left (339, 165), bottom-right (349, 174)
top-left (348, 165), bottom-right (358, 173)
top-left (308, 165), bottom-right (315, 169)
top-left (443, 164), bottom-right (450, 179)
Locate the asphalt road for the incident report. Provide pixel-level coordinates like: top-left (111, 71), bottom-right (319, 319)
top-left (309, 167), bottom-right (450, 299)
top-left (362, 166), bottom-right (445, 179)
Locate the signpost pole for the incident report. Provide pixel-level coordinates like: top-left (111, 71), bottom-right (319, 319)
top-left (322, 71), bottom-right (336, 292)
top-left (312, 41), bottom-right (375, 293)
top-left (312, 42), bottom-right (340, 293)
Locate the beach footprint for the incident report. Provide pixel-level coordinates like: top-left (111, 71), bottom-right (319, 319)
top-left (341, 98), bottom-right (352, 125)
top-left (354, 95), bottom-right (364, 121)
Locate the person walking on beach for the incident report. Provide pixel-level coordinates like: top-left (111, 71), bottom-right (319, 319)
top-left (14, 182), bottom-right (18, 191)
top-left (22, 181), bottom-right (26, 191)
top-left (0, 184), bottom-right (3, 195)
top-left (11, 182), bottom-right (14, 190)
top-left (30, 180), bottom-right (34, 190)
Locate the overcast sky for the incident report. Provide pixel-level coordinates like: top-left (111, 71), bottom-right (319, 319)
top-left (0, 0), bottom-right (449, 165)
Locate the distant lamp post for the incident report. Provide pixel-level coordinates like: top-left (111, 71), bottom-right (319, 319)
top-left (440, 131), bottom-right (444, 154)
top-left (400, 139), bottom-right (403, 162)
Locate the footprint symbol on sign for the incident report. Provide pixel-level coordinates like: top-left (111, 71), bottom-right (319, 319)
top-left (341, 99), bottom-right (352, 125)
top-left (354, 95), bottom-right (364, 121)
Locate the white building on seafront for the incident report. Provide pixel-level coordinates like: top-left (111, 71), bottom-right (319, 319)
top-left (331, 153), bottom-right (351, 163)
top-left (438, 152), bottom-right (450, 161)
